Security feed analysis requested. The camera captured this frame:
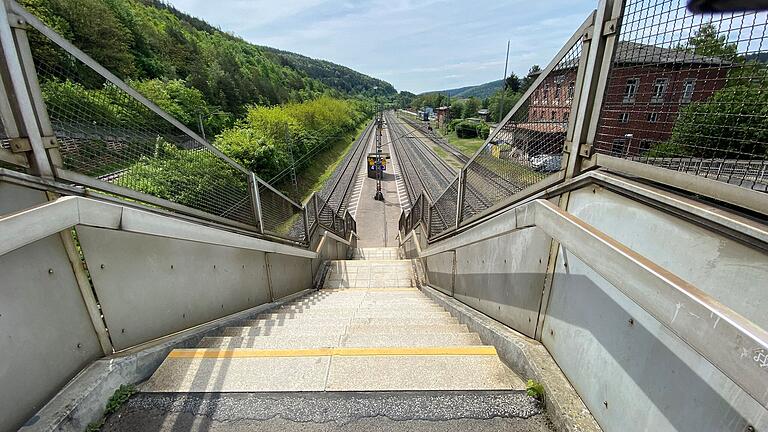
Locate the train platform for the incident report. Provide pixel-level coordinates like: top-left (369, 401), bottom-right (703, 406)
top-left (349, 121), bottom-right (404, 248)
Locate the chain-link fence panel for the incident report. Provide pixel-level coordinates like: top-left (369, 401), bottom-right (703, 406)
top-left (258, 180), bottom-right (305, 242)
top-left (428, 177), bottom-right (458, 239)
top-left (595, 0), bottom-right (768, 192)
top-left (305, 195), bottom-right (317, 235)
top-left (24, 16), bottom-right (259, 230)
top-left (460, 38), bottom-right (583, 223)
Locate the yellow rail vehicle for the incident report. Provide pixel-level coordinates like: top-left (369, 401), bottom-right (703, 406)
top-left (367, 153), bottom-right (389, 178)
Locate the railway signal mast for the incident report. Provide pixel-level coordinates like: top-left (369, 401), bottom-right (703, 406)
top-left (374, 106), bottom-right (384, 201)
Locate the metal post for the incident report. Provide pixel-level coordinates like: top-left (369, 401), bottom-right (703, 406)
top-left (374, 108), bottom-right (384, 201)
top-left (565, 0), bottom-right (624, 179)
top-left (312, 193), bottom-right (320, 228)
top-left (302, 207), bottom-right (310, 244)
top-left (0, 1), bottom-right (52, 177)
top-left (455, 169), bottom-right (465, 229)
top-left (498, 40), bottom-right (510, 123)
top-left (249, 173), bottom-right (264, 233)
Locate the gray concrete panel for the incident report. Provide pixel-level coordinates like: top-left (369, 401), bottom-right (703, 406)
top-left (0, 235), bottom-right (102, 432)
top-left (543, 248), bottom-right (768, 432)
top-left (0, 181), bottom-right (47, 215)
top-left (267, 252), bottom-right (313, 300)
top-left (425, 251), bottom-right (454, 295)
top-left (453, 227), bottom-right (550, 338)
top-left (78, 226), bottom-right (272, 350)
top-left (567, 186), bottom-right (768, 330)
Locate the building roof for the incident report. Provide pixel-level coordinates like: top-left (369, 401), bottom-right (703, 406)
top-left (614, 40), bottom-right (728, 66)
top-left (532, 41), bottom-right (730, 77)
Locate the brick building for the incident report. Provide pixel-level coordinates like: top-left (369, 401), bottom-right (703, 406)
top-left (500, 41), bottom-right (729, 158)
top-left (595, 41), bottom-right (729, 157)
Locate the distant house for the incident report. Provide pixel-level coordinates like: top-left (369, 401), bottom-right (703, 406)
top-left (477, 109), bottom-right (490, 122)
top-left (436, 106), bottom-right (450, 128)
top-left (498, 41), bottom-right (729, 158)
top-left (594, 41), bottom-right (729, 157)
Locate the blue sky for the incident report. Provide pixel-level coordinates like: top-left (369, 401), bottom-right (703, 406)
top-left (168, 0), bottom-right (596, 93)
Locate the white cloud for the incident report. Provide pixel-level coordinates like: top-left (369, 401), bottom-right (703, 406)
top-left (167, 0), bottom-right (596, 93)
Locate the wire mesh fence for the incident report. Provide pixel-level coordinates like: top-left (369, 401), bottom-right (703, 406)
top-left (305, 194), bottom-right (317, 235)
top-left (595, 0), bottom-right (768, 192)
top-left (459, 38), bottom-right (583, 223)
top-left (258, 180), bottom-right (306, 242)
top-left (25, 22), bottom-right (261, 229)
top-left (314, 194), bottom-right (346, 239)
top-left (428, 177), bottom-right (459, 238)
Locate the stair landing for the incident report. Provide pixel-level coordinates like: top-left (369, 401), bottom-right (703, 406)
top-left (142, 249), bottom-right (524, 393)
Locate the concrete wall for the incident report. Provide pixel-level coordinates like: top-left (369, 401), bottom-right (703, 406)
top-left (0, 184), bottom-right (103, 432)
top-left (1, 180), bottom-right (354, 430)
top-left (78, 226), bottom-right (273, 350)
top-left (410, 179), bottom-right (768, 432)
top-left (539, 185), bottom-right (768, 432)
top-left (453, 227), bottom-right (550, 338)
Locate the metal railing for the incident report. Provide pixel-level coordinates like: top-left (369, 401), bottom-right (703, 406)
top-left (397, 12), bottom-right (595, 240)
top-left (594, 0), bottom-right (768, 192)
top-left (398, 0), bottom-right (768, 242)
top-left (0, 0), bottom-right (356, 246)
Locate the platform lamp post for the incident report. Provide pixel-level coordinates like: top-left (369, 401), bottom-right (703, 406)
top-left (373, 86), bottom-right (384, 201)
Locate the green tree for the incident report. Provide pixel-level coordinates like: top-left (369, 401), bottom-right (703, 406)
top-left (685, 23), bottom-right (738, 61)
top-left (521, 65), bottom-right (541, 91)
top-left (665, 64), bottom-right (768, 158)
top-left (505, 73), bottom-right (521, 92)
top-left (463, 97), bottom-right (480, 118)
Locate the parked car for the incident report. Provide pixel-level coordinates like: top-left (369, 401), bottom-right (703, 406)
top-left (529, 154), bottom-right (562, 173)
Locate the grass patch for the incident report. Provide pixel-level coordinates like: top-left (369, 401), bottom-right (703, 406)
top-left (276, 121), bottom-right (369, 203)
top-left (526, 379), bottom-right (545, 401)
top-left (438, 129), bottom-right (486, 157)
top-left (85, 384), bottom-right (137, 431)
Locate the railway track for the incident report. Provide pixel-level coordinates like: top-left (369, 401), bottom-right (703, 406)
top-left (400, 115), bottom-right (469, 164)
top-left (386, 112), bottom-right (455, 204)
top-left (398, 114), bottom-right (530, 221)
top-left (317, 120), bottom-right (376, 216)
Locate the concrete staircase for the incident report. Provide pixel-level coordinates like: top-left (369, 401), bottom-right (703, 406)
top-left (143, 247), bottom-right (524, 392)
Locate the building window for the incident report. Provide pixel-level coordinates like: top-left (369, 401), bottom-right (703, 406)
top-left (555, 83), bottom-right (562, 100)
top-left (681, 78), bottom-right (695, 103)
top-left (568, 81), bottom-right (575, 100)
top-left (543, 83), bottom-right (550, 103)
top-left (623, 78), bottom-right (639, 103)
top-left (619, 112), bottom-right (630, 123)
top-left (648, 112), bottom-right (658, 123)
top-left (651, 78), bottom-right (668, 103)
top-left (563, 111), bottom-right (569, 123)
top-left (611, 139), bottom-right (626, 157)
top-left (551, 111), bottom-right (557, 121)
top-left (639, 140), bottom-right (652, 155)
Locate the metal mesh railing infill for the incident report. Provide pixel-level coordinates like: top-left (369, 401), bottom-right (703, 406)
top-left (428, 177), bottom-right (459, 238)
top-left (22, 9), bottom-right (261, 231)
top-left (460, 36), bottom-right (584, 223)
top-left (258, 179), bottom-right (306, 242)
top-left (595, 0), bottom-right (768, 192)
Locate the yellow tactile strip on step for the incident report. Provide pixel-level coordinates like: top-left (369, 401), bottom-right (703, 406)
top-left (167, 346), bottom-right (498, 359)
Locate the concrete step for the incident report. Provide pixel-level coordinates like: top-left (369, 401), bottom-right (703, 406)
top-left (104, 392), bottom-right (549, 432)
top-left (339, 333), bottom-right (482, 347)
top-left (271, 305), bottom-right (444, 314)
top-left (239, 316), bottom-right (458, 327)
top-left (255, 310), bottom-right (452, 320)
top-left (220, 323), bottom-right (470, 337)
top-left (141, 346), bottom-right (524, 393)
top-left (198, 335), bottom-right (340, 349)
top-left (198, 333), bottom-right (481, 349)
top-left (352, 247), bottom-right (400, 260)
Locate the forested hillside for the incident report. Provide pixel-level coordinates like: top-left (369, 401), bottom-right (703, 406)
top-left (431, 80), bottom-right (504, 99)
top-left (20, 0), bottom-right (396, 119)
